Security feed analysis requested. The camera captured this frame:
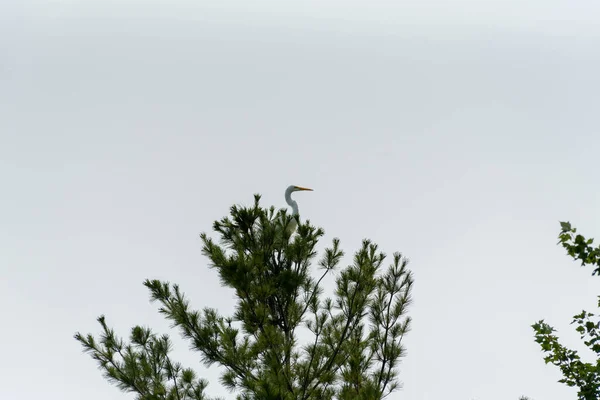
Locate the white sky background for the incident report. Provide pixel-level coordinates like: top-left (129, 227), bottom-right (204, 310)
top-left (1, 0), bottom-right (600, 399)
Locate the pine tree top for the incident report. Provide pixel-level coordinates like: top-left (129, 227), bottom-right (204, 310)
top-left (75, 193), bottom-right (414, 400)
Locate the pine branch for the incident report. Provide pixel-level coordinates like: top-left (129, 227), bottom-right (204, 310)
top-left (74, 316), bottom-right (214, 400)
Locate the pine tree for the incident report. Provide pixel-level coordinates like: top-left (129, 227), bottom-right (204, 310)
top-left (532, 221), bottom-right (600, 400)
top-left (75, 194), bottom-right (414, 400)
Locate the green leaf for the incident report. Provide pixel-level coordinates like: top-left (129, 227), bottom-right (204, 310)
top-left (560, 221), bottom-right (572, 232)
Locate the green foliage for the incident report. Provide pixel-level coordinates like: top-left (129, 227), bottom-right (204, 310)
top-left (531, 221), bottom-right (600, 400)
top-left (557, 221), bottom-right (600, 276)
top-left (74, 316), bottom-right (212, 400)
top-left (76, 194), bottom-right (414, 400)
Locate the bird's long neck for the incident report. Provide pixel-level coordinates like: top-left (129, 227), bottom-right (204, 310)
top-left (285, 189), bottom-right (299, 216)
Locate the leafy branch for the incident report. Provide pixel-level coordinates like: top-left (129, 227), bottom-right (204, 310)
top-left (532, 221), bottom-right (600, 400)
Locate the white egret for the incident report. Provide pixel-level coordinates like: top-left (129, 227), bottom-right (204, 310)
top-left (285, 185), bottom-right (313, 234)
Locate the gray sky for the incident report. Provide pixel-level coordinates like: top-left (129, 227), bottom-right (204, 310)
top-left (2, 1), bottom-right (600, 399)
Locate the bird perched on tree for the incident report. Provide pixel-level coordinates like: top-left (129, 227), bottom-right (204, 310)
top-left (284, 185), bottom-right (313, 234)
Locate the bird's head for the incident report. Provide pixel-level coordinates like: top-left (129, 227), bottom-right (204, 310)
top-left (285, 185), bottom-right (313, 202)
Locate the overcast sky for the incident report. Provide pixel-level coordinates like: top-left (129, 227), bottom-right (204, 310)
top-left (2, 1), bottom-right (600, 399)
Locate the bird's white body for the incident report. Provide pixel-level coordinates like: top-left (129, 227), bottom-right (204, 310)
top-left (284, 185), bottom-right (312, 234)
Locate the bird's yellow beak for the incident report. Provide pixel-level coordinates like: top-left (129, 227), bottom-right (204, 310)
top-left (295, 186), bottom-right (313, 191)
